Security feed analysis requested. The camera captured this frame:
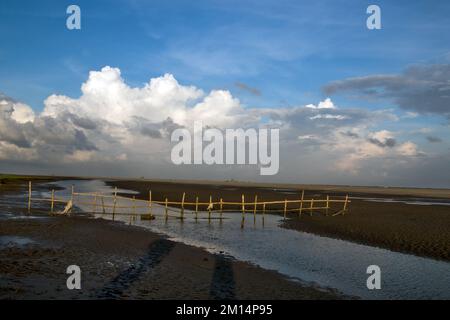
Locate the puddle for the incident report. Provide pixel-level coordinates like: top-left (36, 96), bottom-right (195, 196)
top-left (0, 236), bottom-right (35, 248)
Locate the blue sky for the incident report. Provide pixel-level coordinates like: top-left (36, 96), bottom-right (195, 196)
top-left (1, 0), bottom-right (450, 186)
top-left (1, 0), bottom-right (449, 110)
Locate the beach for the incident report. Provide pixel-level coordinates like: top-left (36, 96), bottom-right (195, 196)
top-left (0, 178), bottom-right (341, 300)
top-left (1, 176), bottom-right (450, 299)
top-left (108, 179), bottom-right (450, 262)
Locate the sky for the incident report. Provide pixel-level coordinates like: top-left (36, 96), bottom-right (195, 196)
top-left (1, 0), bottom-right (450, 187)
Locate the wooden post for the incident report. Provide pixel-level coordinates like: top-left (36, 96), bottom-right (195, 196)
top-left (50, 189), bottom-right (55, 214)
top-left (343, 194), bottom-right (349, 214)
top-left (93, 192), bottom-right (98, 213)
top-left (262, 202), bottom-right (266, 226)
top-left (310, 198), bottom-right (314, 216)
top-left (133, 196), bottom-right (136, 216)
top-left (241, 194), bottom-right (245, 229)
top-left (195, 196), bottom-right (199, 221)
top-left (219, 198), bottom-right (223, 220)
top-left (101, 196), bottom-right (106, 215)
top-left (148, 190), bottom-right (152, 216)
top-left (112, 187), bottom-right (117, 221)
top-left (181, 192), bottom-right (185, 220)
top-left (70, 185), bottom-right (74, 203)
top-left (27, 181), bottom-right (32, 213)
top-left (253, 195), bottom-right (258, 224)
top-left (70, 185), bottom-right (74, 215)
top-left (208, 195), bottom-right (212, 222)
top-left (326, 195), bottom-right (330, 216)
top-left (283, 199), bottom-right (287, 220)
top-left (165, 198), bottom-right (168, 221)
top-left (299, 190), bottom-right (304, 217)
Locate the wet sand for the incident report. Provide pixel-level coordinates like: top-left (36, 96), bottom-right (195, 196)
top-left (282, 199), bottom-right (450, 262)
top-left (107, 179), bottom-right (450, 262)
top-left (0, 181), bottom-right (341, 300)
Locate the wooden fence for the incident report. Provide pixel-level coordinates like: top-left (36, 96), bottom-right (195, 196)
top-left (26, 181), bottom-right (350, 226)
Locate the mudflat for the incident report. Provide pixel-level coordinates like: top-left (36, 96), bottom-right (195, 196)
top-left (0, 180), bottom-right (341, 300)
top-left (107, 179), bottom-right (450, 262)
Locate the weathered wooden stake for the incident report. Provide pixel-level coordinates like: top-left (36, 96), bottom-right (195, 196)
top-left (253, 195), bottom-right (258, 224)
top-left (148, 190), bottom-right (152, 215)
top-left (262, 202), bottom-right (266, 226)
top-left (326, 195), bottom-right (330, 216)
top-left (70, 185), bottom-right (74, 215)
top-left (93, 192), bottom-right (98, 213)
top-left (241, 194), bottom-right (245, 229)
top-left (299, 190), bottom-right (304, 217)
top-left (112, 187), bottom-right (117, 221)
top-left (208, 195), bottom-right (212, 222)
top-left (165, 198), bottom-right (168, 221)
top-left (70, 185), bottom-right (74, 203)
top-left (132, 196), bottom-right (136, 216)
top-left (181, 192), bottom-right (186, 220)
top-left (283, 199), bottom-right (287, 220)
top-left (101, 196), bottom-right (106, 214)
top-left (310, 198), bottom-right (314, 216)
top-left (50, 189), bottom-right (55, 214)
top-left (219, 198), bottom-right (223, 220)
top-left (27, 181), bottom-right (32, 213)
top-left (195, 196), bottom-right (199, 221)
top-left (343, 194), bottom-right (349, 214)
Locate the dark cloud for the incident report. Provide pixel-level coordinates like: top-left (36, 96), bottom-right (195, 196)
top-left (368, 137), bottom-right (396, 148)
top-left (323, 64), bottom-right (450, 117)
top-left (0, 119), bottom-right (31, 148)
top-left (140, 126), bottom-right (162, 138)
top-left (235, 82), bottom-right (261, 96)
top-left (426, 136), bottom-right (442, 143)
top-left (73, 130), bottom-right (98, 151)
top-left (0, 103), bottom-right (31, 148)
top-left (69, 114), bottom-right (98, 130)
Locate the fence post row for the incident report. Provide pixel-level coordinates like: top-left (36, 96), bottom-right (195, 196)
top-left (25, 181), bottom-right (350, 220)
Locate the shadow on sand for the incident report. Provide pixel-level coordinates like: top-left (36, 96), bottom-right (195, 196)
top-left (97, 239), bottom-right (175, 299)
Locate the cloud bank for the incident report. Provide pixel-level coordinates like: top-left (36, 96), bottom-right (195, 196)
top-left (1, 66), bottom-right (448, 187)
top-left (323, 64), bottom-right (450, 118)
